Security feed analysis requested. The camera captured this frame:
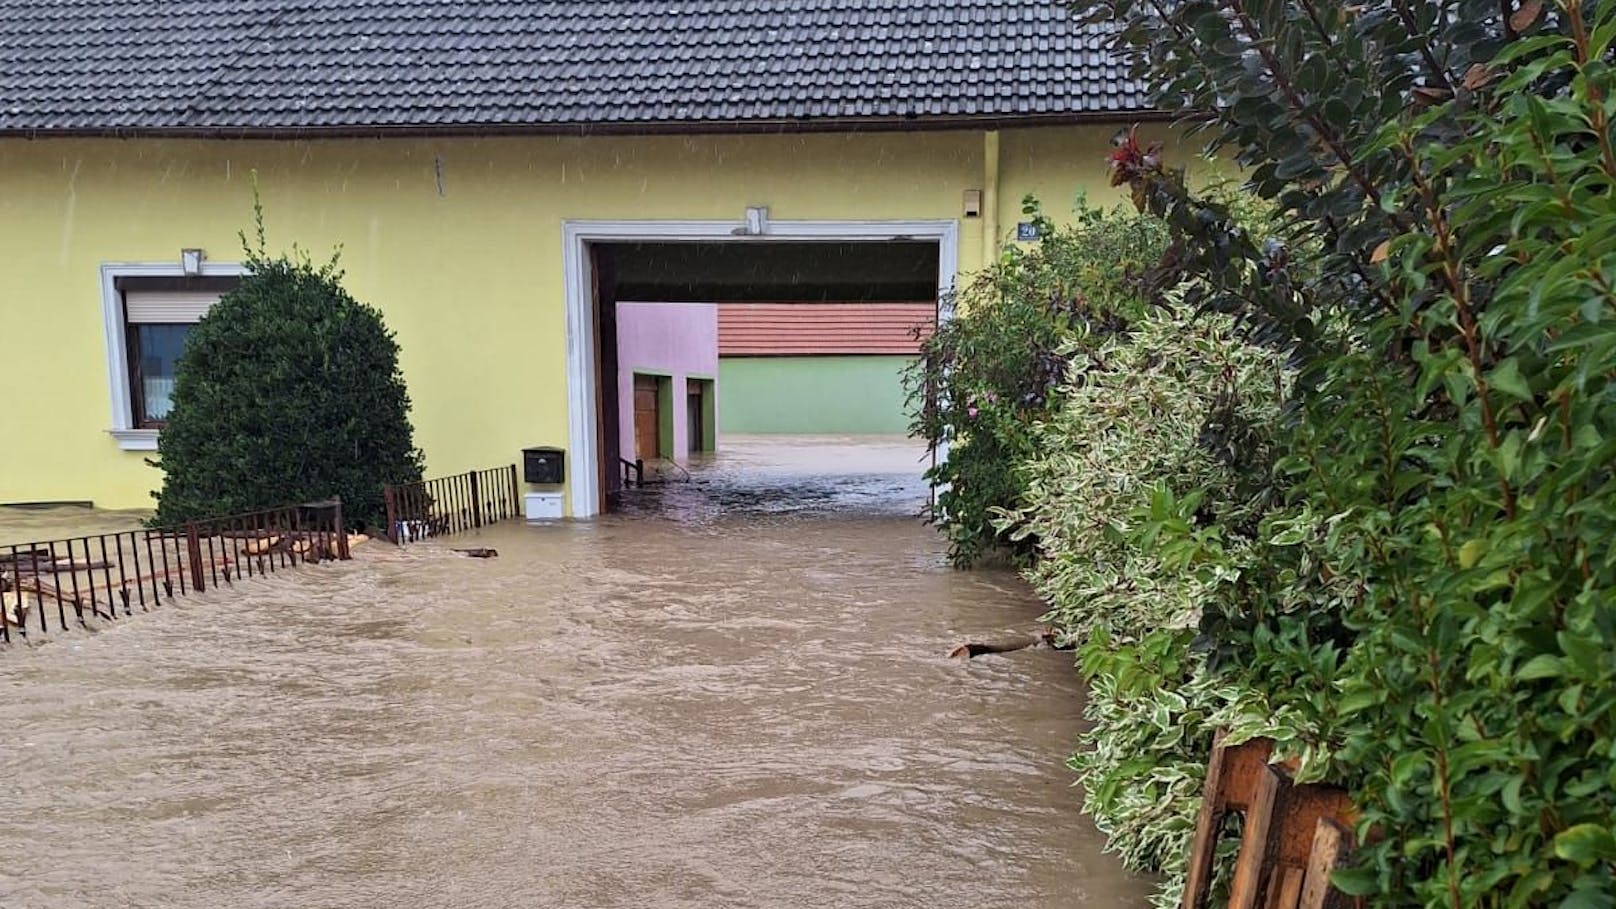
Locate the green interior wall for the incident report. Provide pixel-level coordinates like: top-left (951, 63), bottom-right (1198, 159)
top-left (656, 376), bottom-right (674, 457)
top-left (718, 356), bottom-right (913, 434)
top-left (693, 378), bottom-right (717, 450)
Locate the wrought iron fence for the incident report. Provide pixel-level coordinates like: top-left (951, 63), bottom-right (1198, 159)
top-left (1, 499), bottom-right (349, 645)
top-left (383, 465), bottom-right (521, 544)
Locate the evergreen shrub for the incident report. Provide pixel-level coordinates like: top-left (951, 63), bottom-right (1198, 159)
top-left (152, 206), bottom-right (423, 528)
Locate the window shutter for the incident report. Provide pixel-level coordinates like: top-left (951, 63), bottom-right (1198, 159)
top-left (124, 291), bottom-right (219, 324)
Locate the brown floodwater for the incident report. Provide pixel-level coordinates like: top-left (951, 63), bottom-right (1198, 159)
top-left (0, 437), bottom-right (1149, 908)
top-left (0, 504), bottom-right (149, 544)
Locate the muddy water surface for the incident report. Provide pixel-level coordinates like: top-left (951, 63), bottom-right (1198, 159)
top-left (0, 437), bottom-right (1148, 908)
top-left (0, 504), bottom-right (148, 544)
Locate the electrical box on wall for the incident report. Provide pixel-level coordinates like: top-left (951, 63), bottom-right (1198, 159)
top-left (962, 189), bottom-right (983, 218)
top-left (523, 447), bottom-right (565, 485)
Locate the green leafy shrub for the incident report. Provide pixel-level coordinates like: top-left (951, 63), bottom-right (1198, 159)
top-left (1003, 293), bottom-right (1300, 907)
top-left (907, 198), bottom-right (1167, 566)
top-left (1070, 628), bottom-right (1213, 898)
top-left (1009, 305), bottom-right (1285, 639)
top-left (152, 208), bottom-right (423, 528)
top-left (912, 198), bottom-right (1300, 905)
top-left (1080, 0), bottom-right (1616, 904)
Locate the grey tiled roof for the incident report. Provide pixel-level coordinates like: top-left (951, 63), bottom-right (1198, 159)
top-left (0, 1), bottom-right (1150, 134)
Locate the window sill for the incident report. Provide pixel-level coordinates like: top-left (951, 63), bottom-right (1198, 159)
top-left (108, 429), bottom-right (159, 451)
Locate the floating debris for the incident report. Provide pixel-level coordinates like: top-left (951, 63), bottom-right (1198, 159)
top-left (948, 628), bottom-right (1067, 660)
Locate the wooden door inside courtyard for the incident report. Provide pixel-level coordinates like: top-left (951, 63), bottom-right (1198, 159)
top-left (633, 374), bottom-right (661, 460)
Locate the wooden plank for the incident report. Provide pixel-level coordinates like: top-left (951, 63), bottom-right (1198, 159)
top-left (15, 555), bottom-right (232, 602)
top-left (1228, 762), bottom-right (1284, 909)
top-left (1183, 730), bottom-right (1233, 909)
top-left (1183, 734), bottom-right (1275, 909)
top-left (1274, 783), bottom-right (1354, 868)
top-left (1231, 764), bottom-right (1355, 909)
top-left (1300, 818), bottom-right (1354, 909)
top-left (1268, 866), bottom-right (1305, 909)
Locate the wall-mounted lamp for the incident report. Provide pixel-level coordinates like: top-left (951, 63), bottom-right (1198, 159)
top-left (180, 248), bottom-right (205, 276)
top-left (744, 205), bottom-right (770, 236)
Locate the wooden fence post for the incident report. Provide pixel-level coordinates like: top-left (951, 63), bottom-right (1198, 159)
top-left (469, 470), bottom-right (483, 528)
top-left (185, 522), bottom-right (205, 592)
top-left (333, 499), bottom-right (350, 560)
top-left (384, 485), bottom-right (398, 544)
top-left (509, 464), bottom-right (520, 521)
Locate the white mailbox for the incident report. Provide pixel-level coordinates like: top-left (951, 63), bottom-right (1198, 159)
top-left (524, 492), bottom-right (564, 522)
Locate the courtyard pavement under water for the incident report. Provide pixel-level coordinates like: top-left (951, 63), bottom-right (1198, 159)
top-left (0, 435), bottom-right (1150, 908)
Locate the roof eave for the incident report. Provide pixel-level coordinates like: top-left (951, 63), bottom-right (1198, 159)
top-left (0, 110), bottom-right (1172, 141)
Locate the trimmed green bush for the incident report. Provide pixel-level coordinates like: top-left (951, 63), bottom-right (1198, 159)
top-left (1005, 292), bottom-right (1300, 908)
top-left (906, 197), bottom-right (1167, 566)
top-left (914, 197), bottom-right (1299, 907)
top-left (152, 220), bottom-right (423, 528)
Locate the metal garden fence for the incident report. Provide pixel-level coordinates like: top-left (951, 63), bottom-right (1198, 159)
top-left (1, 499), bottom-right (349, 645)
top-left (382, 465), bottom-right (521, 544)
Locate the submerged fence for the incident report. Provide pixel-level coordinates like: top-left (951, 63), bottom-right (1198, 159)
top-left (2, 463), bottom-right (529, 644)
top-left (383, 465), bottom-right (521, 544)
top-left (1, 499), bottom-right (349, 645)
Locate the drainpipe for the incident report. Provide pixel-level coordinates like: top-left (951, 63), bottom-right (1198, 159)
top-left (982, 130), bottom-right (1001, 268)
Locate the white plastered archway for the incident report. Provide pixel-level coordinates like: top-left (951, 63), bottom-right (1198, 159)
top-left (560, 217), bottom-right (960, 518)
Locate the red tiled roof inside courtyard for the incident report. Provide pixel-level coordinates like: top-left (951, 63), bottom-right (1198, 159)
top-left (717, 302), bottom-right (936, 356)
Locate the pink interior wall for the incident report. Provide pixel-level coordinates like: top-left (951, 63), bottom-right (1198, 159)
top-left (616, 302), bottom-right (719, 462)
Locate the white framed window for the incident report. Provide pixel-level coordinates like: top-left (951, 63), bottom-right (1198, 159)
top-left (100, 262), bottom-right (245, 451)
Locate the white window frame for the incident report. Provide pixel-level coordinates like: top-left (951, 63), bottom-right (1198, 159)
top-left (561, 218), bottom-right (960, 519)
top-left (100, 261), bottom-right (247, 451)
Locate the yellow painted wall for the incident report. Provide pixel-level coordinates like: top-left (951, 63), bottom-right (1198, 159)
top-left (0, 124), bottom-right (1191, 513)
top-left (997, 122), bottom-right (1214, 227)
